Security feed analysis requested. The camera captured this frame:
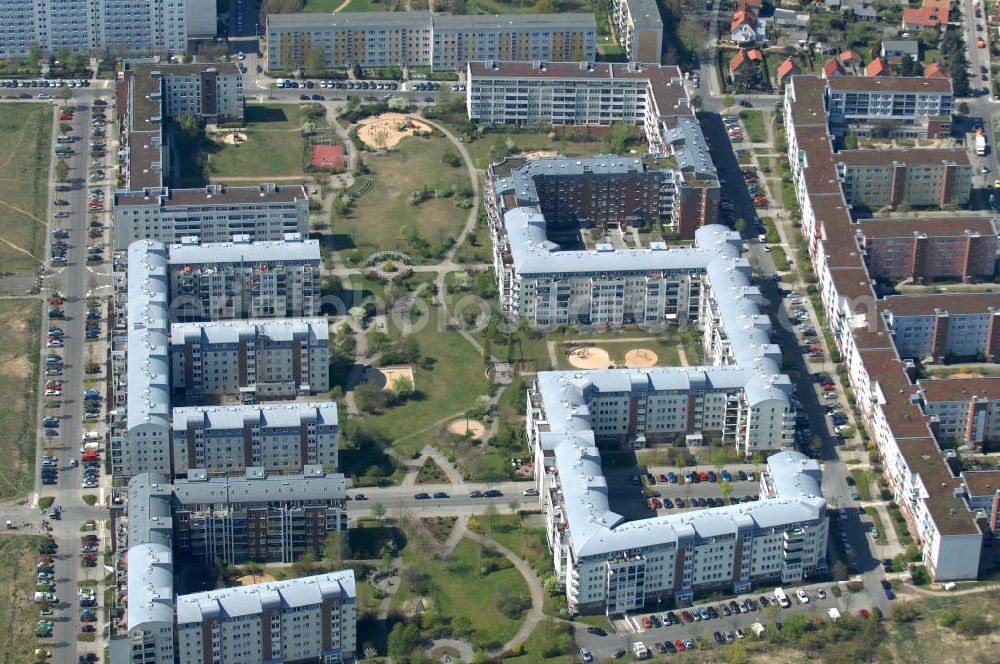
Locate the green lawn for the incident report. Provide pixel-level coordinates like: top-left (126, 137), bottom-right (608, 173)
top-left (304, 0), bottom-right (384, 8)
top-left (469, 514), bottom-right (549, 576)
top-left (392, 537), bottom-right (530, 649)
top-left (504, 619), bottom-right (574, 663)
top-left (359, 307), bottom-right (492, 457)
top-left (207, 104), bottom-right (317, 181)
top-left (462, 131), bottom-right (611, 170)
top-left (863, 506), bottom-right (887, 544)
top-left (334, 134), bottom-right (471, 264)
top-left (770, 245), bottom-right (790, 271)
top-left (851, 469), bottom-right (874, 501)
top-left (0, 300), bottom-right (40, 499)
top-left (0, 536), bottom-right (46, 663)
top-left (0, 104), bottom-right (51, 275)
top-left (739, 110), bottom-right (767, 144)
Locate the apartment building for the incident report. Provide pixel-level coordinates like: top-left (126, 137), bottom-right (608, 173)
top-left (114, 185), bottom-right (310, 251)
top-left (468, 62), bottom-right (719, 238)
top-left (835, 149), bottom-right (972, 209)
top-left (784, 74), bottom-right (984, 581)
top-left (114, 62), bottom-right (310, 249)
top-left (111, 474), bottom-right (356, 664)
top-left (167, 234), bottom-right (322, 321)
top-left (879, 293), bottom-right (1000, 362)
top-left (265, 12), bottom-right (596, 71)
top-left (917, 378), bottom-right (1000, 447)
top-left (175, 571), bottom-right (357, 664)
top-left (960, 470), bottom-right (1000, 537)
top-left (824, 76), bottom-right (954, 137)
top-left (533, 435), bottom-right (824, 613)
top-left (171, 402), bottom-right (340, 476)
top-left (0, 0), bottom-right (216, 60)
top-left (608, 0), bottom-right (663, 63)
top-left (170, 317), bottom-right (330, 400)
top-left (857, 216), bottom-right (997, 282)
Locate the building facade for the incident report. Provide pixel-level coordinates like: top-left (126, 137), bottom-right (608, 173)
top-left (824, 76), bottom-right (955, 137)
top-left (879, 294), bottom-right (1000, 362)
top-left (171, 403), bottom-right (340, 476)
top-left (170, 318), bottom-right (330, 400)
top-left (265, 11), bottom-right (596, 71)
top-left (174, 571), bottom-right (357, 664)
top-left (918, 378), bottom-right (1000, 447)
top-left (167, 235), bottom-right (322, 321)
top-left (0, 0), bottom-right (216, 59)
top-left (113, 185), bottom-right (310, 251)
top-left (835, 149), bottom-right (972, 210)
top-left (858, 216), bottom-right (997, 281)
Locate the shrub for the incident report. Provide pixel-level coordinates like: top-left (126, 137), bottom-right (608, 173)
top-left (891, 601), bottom-right (920, 622)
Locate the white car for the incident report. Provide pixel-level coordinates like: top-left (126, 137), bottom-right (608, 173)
top-left (796, 589), bottom-right (810, 604)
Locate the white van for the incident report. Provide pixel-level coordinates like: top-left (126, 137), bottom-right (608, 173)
top-left (83, 431), bottom-right (100, 442)
top-left (632, 642), bottom-right (650, 660)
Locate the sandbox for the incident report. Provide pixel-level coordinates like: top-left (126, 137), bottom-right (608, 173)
top-left (356, 113), bottom-right (433, 150)
top-left (219, 131), bottom-right (248, 146)
top-left (568, 346), bottom-right (612, 369)
top-left (369, 364), bottom-right (415, 391)
top-left (447, 418), bottom-right (485, 440)
top-left (624, 348), bottom-right (659, 368)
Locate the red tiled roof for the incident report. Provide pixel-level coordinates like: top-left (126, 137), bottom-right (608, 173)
top-left (865, 57), bottom-right (891, 77)
top-left (821, 58), bottom-right (844, 77)
top-left (839, 50), bottom-right (862, 64)
top-left (903, 5), bottom-right (948, 26)
top-left (923, 62), bottom-right (950, 77)
top-left (731, 9), bottom-right (757, 32)
top-left (777, 58), bottom-right (800, 81)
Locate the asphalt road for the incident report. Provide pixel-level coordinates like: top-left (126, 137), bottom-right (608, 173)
top-left (36, 96), bottom-right (111, 664)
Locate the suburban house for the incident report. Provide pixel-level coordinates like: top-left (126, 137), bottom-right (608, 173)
top-left (730, 48), bottom-right (764, 86)
top-left (822, 57), bottom-right (845, 78)
top-left (881, 40), bottom-right (919, 63)
top-left (924, 62), bottom-right (950, 77)
top-left (841, 0), bottom-right (879, 21)
top-left (776, 58), bottom-right (800, 86)
top-left (902, 1), bottom-right (949, 30)
top-left (731, 10), bottom-right (761, 43)
top-left (865, 57), bottom-right (892, 76)
top-left (839, 50), bottom-right (863, 67)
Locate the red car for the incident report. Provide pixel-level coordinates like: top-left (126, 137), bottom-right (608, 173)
top-left (681, 611), bottom-right (693, 623)
top-left (649, 498), bottom-right (662, 509)
top-left (699, 471), bottom-right (709, 482)
top-left (822, 384), bottom-right (836, 391)
top-left (745, 176), bottom-right (758, 184)
top-left (641, 616), bottom-right (652, 629)
top-left (58, 113), bottom-right (73, 121)
top-left (674, 640), bottom-right (686, 652)
top-left (859, 608), bottom-right (870, 619)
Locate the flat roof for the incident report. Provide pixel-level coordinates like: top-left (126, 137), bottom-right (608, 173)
top-left (920, 377), bottom-right (1000, 403)
top-left (880, 292), bottom-right (1000, 317)
top-left (168, 235), bottom-right (320, 266)
top-left (858, 216), bottom-right (996, 238)
top-left (825, 76), bottom-right (953, 94)
top-left (116, 184), bottom-right (307, 208)
top-left (836, 148), bottom-right (970, 167)
top-left (961, 469), bottom-right (1000, 497)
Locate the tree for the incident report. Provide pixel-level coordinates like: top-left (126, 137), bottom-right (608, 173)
top-left (27, 42), bottom-right (41, 68)
top-left (371, 502), bottom-right (386, 522)
top-left (722, 638), bottom-right (748, 664)
top-left (891, 601), bottom-right (920, 622)
top-left (957, 101), bottom-right (970, 116)
top-left (508, 500), bottom-right (520, 516)
top-left (483, 504), bottom-right (498, 532)
top-left (55, 159), bottom-right (69, 182)
top-left (603, 122), bottom-right (633, 153)
top-left (305, 45), bottom-right (327, 77)
top-left (735, 217), bottom-right (747, 233)
top-left (351, 62), bottom-right (363, 80)
top-left (542, 574), bottom-right (562, 596)
top-left (780, 612), bottom-right (810, 638)
top-left (56, 87), bottom-right (72, 104)
top-left (724, 95), bottom-right (736, 109)
top-left (387, 623), bottom-right (421, 662)
top-left (719, 480), bottom-right (732, 498)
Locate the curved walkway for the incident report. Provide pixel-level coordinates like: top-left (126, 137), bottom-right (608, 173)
top-left (902, 582), bottom-right (1000, 598)
top-left (427, 638), bottom-right (475, 662)
top-left (464, 530), bottom-right (545, 657)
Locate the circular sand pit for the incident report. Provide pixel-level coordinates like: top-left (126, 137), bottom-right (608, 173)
top-left (568, 346), bottom-right (612, 369)
top-left (447, 418), bottom-right (486, 440)
top-left (219, 131), bottom-right (248, 146)
top-left (624, 348), bottom-right (659, 368)
top-left (237, 573), bottom-right (276, 586)
top-left (356, 113), bottom-right (433, 150)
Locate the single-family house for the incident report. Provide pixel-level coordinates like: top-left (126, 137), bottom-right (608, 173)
top-left (842, 0), bottom-right (879, 22)
top-left (865, 57), bottom-right (892, 76)
top-left (731, 10), bottom-right (759, 44)
top-left (839, 50), bottom-right (863, 67)
top-left (923, 61), bottom-right (950, 78)
top-left (729, 48), bottom-right (765, 87)
top-left (821, 57), bottom-right (845, 78)
top-left (776, 58), bottom-right (800, 86)
top-left (881, 40), bottom-right (920, 63)
top-left (902, 5), bottom-right (948, 30)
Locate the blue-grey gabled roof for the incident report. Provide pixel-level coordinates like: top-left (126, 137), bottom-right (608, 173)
top-left (126, 241), bottom-right (170, 434)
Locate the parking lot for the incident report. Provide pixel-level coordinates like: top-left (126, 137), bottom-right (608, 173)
top-left (574, 581), bottom-right (883, 660)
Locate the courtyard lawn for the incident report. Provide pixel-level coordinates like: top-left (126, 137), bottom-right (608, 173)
top-left (335, 134), bottom-right (472, 264)
top-left (0, 300), bottom-right (40, 499)
top-left (770, 245), bottom-right (790, 271)
top-left (469, 514), bottom-right (549, 575)
top-left (304, 0), bottom-right (383, 8)
top-left (739, 110), bottom-right (767, 144)
top-left (554, 334), bottom-right (688, 370)
top-left (462, 131), bottom-right (616, 170)
top-left (0, 536), bottom-right (47, 663)
top-left (206, 104), bottom-right (316, 182)
top-left (359, 307), bottom-right (492, 457)
top-left (0, 104), bottom-right (51, 275)
top-left (392, 537), bottom-right (530, 649)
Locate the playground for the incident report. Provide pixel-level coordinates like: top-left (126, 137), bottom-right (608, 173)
top-left (624, 348), bottom-right (659, 368)
top-left (567, 347), bottom-right (613, 369)
top-left (356, 113), bottom-right (433, 150)
top-left (447, 418), bottom-right (486, 440)
top-left (369, 364), bottom-right (415, 391)
top-left (218, 131), bottom-right (248, 146)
